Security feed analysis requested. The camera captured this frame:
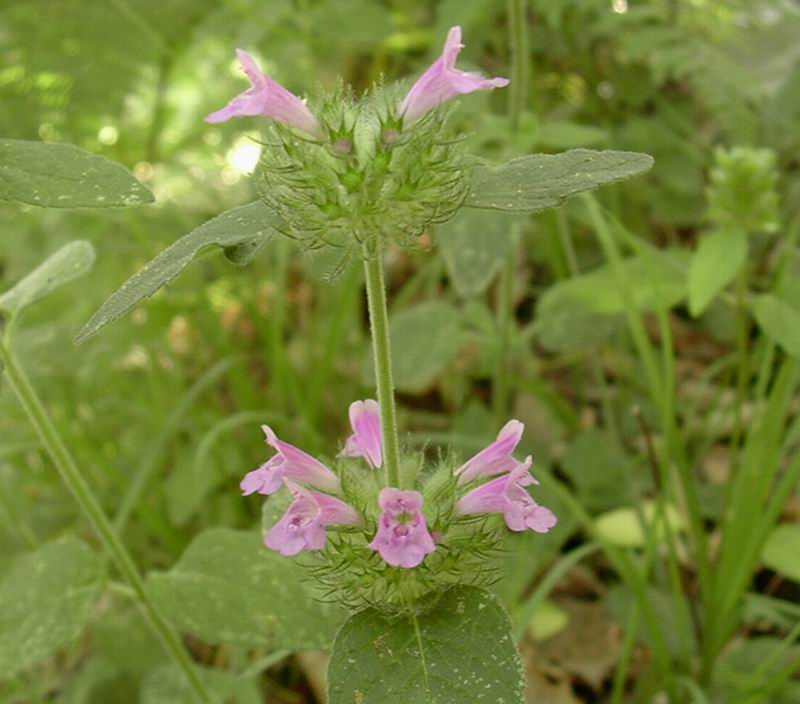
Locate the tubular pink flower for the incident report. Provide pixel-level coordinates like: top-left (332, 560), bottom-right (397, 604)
top-left (340, 399), bottom-right (383, 468)
top-left (368, 488), bottom-right (436, 568)
top-left (205, 49), bottom-right (321, 136)
top-left (240, 425), bottom-right (340, 496)
top-left (456, 458), bottom-right (557, 534)
top-left (399, 26), bottom-right (510, 124)
top-left (454, 419), bottom-right (524, 485)
top-left (264, 481), bottom-right (361, 556)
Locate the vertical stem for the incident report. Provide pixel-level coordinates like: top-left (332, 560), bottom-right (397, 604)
top-left (0, 340), bottom-right (212, 704)
top-left (506, 0), bottom-right (529, 130)
top-left (492, 255), bottom-right (515, 426)
top-left (363, 250), bottom-right (402, 487)
top-left (493, 0), bottom-right (529, 424)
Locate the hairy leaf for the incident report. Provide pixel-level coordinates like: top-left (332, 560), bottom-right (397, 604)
top-left (466, 149), bottom-right (654, 212)
top-left (327, 586), bottom-right (524, 704)
top-left (0, 240), bottom-right (96, 319)
top-left (76, 202), bottom-right (279, 343)
top-left (146, 528), bottom-right (341, 650)
top-left (0, 537), bottom-right (102, 679)
top-left (0, 139), bottom-right (153, 208)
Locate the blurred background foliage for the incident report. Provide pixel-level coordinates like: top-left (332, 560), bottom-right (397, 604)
top-left (2, 0), bottom-right (800, 702)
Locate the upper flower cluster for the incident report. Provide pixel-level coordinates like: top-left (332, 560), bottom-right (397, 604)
top-left (205, 27), bottom-right (509, 263)
top-left (206, 27), bottom-right (507, 135)
top-left (241, 400), bottom-right (556, 598)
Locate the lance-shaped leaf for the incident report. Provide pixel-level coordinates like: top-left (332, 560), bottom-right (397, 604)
top-left (327, 586), bottom-right (524, 704)
top-left (0, 240), bottom-right (96, 320)
top-left (0, 139), bottom-right (153, 208)
top-left (466, 149), bottom-right (654, 212)
top-left (76, 201), bottom-right (280, 343)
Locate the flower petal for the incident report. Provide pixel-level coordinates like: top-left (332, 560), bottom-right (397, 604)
top-left (205, 50), bottom-right (321, 136)
top-left (399, 26), bottom-right (509, 124)
top-left (262, 425), bottom-right (341, 493)
top-left (340, 399), bottom-right (383, 468)
top-left (455, 419), bottom-right (524, 485)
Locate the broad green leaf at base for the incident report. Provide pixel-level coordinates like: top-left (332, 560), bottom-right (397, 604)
top-left (76, 201), bottom-right (280, 343)
top-left (0, 537), bottom-right (102, 681)
top-left (146, 528), bottom-right (341, 650)
top-left (327, 586), bottom-right (524, 704)
top-left (466, 149), bottom-right (653, 213)
top-left (0, 139), bottom-right (153, 208)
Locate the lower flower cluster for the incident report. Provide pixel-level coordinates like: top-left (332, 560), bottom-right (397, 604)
top-left (241, 399), bottom-right (557, 611)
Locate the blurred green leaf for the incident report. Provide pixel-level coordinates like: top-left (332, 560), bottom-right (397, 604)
top-left (311, 0), bottom-right (393, 46)
top-left (327, 586), bottom-right (524, 704)
top-left (594, 502), bottom-right (686, 548)
top-left (76, 202), bottom-right (279, 343)
top-left (466, 150), bottom-right (654, 212)
top-left (751, 294), bottom-right (800, 358)
top-left (762, 523), bottom-right (800, 583)
top-left (0, 537), bottom-right (102, 680)
top-left (688, 228), bottom-right (747, 317)
top-left (438, 209), bottom-right (518, 298)
top-left (0, 240), bottom-right (96, 320)
top-left (363, 300), bottom-right (465, 393)
top-left (527, 599), bottom-right (569, 641)
top-left (561, 430), bottom-right (633, 511)
top-left (146, 528), bottom-right (341, 650)
top-left (536, 248), bottom-right (687, 335)
top-left (0, 140), bottom-right (153, 208)
top-left (141, 665), bottom-right (261, 704)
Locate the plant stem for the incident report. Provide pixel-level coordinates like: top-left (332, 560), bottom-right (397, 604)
top-left (506, 0), bottom-right (529, 130)
top-left (492, 0), bottom-right (529, 424)
top-left (0, 339), bottom-right (212, 704)
top-left (363, 249), bottom-right (402, 487)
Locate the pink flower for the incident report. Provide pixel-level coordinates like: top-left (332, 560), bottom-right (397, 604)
top-left (399, 26), bottom-right (509, 125)
top-left (454, 419), bottom-right (524, 485)
top-left (455, 458), bottom-right (557, 533)
top-left (240, 425), bottom-right (340, 496)
top-left (264, 481), bottom-right (361, 556)
top-left (368, 488), bottom-right (436, 568)
top-left (205, 49), bottom-right (321, 136)
top-left (340, 399), bottom-right (383, 468)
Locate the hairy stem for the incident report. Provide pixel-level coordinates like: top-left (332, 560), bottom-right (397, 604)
top-left (363, 249), bottom-right (402, 487)
top-left (0, 340), bottom-right (212, 704)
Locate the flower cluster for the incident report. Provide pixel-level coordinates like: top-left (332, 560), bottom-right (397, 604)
top-left (241, 401), bottom-right (556, 611)
top-left (206, 27), bottom-right (509, 269)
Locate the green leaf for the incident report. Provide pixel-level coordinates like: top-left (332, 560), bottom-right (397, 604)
top-left (146, 528), bottom-right (341, 650)
top-left (536, 248), bottom-right (687, 328)
top-left (688, 228), bottom-right (747, 317)
top-left (751, 293), bottom-right (800, 358)
top-left (0, 139), bottom-right (153, 208)
top-left (0, 537), bottom-right (102, 680)
top-left (327, 586), bottom-right (524, 704)
top-left (466, 149), bottom-right (654, 212)
top-left (141, 665), bottom-right (261, 704)
top-left (438, 208), bottom-right (519, 298)
top-left (0, 240), bottom-right (96, 319)
top-left (76, 202), bottom-right (279, 343)
top-left (762, 523), bottom-right (800, 583)
top-left (363, 300), bottom-right (465, 393)
top-left (594, 503), bottom-right (686, 548)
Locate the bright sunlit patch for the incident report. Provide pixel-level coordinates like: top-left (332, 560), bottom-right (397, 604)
top-left (612, 0), bottom-right (628, 13)
top-left (226, 138), bottom-right (261, 174)
top-left (98, 125), bottom-right (118, 145)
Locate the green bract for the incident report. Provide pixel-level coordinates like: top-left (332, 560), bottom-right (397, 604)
top-left (254, 86), bottom-right (469, 267)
